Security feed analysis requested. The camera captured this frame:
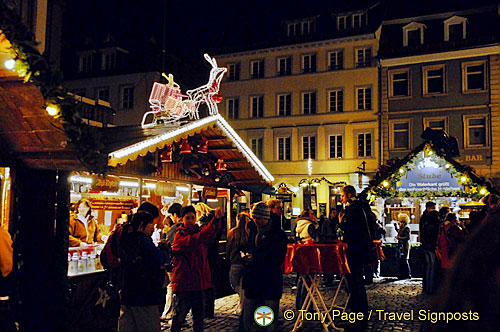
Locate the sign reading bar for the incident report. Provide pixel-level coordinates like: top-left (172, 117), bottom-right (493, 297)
top-left (396, 161), bottom-right (461, 193)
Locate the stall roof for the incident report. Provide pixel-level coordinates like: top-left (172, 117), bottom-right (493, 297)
top-left (105, 114), bottom-right (274, 188)
top-left (360, 139), bottom-right (498, 200)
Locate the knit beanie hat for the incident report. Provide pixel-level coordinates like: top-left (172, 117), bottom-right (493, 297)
top-left (137, 201), bottom-right (160, 219)
top-left (251, 201), bottom-right (270, 220)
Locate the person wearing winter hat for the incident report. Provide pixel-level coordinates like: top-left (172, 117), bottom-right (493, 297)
top-left (240, 202), bottom-right (287, 332)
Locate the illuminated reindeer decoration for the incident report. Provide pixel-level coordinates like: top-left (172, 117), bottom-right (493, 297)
top-left (141, 54), bottom-right (227, 128)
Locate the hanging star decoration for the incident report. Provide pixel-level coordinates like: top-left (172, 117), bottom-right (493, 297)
top-left (95, 286), bottom-right (111, 308)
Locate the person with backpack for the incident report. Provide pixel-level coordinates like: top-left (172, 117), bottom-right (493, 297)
top-left (118, 210), bottom-right (169, 332)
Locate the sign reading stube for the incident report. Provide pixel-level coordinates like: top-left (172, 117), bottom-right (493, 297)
top-left (396, 161), bottom-right (461, 193)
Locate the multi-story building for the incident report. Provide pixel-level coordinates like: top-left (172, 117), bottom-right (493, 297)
top-left (217, 2), bottom-right (384, 215)
top-left (379, 0), bottom-right (500, 178)
top-left (63, 38), bottom-right (161, 126)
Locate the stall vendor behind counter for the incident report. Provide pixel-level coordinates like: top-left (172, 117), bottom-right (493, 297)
top-left (69, 199), bottom-right (106, 247)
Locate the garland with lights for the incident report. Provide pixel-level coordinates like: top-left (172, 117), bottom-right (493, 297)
top-left (360, 138), bottom-right (498, 201)
top-left (0, 2), bottom-right (109, 173)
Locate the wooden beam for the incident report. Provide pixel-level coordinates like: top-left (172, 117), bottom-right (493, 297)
top-left (208, 146), bottom-right (238, 152)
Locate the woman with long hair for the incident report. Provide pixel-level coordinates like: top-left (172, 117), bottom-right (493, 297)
top-left (227, 213), bottom-right (257, 314)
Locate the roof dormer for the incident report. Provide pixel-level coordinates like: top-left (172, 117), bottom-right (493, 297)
top-left (444, 16), bottom-right (467, 42)
top-left (403, 22), bottom-right (426, 47)
top-left (286, 17), bottom-right (316, 37)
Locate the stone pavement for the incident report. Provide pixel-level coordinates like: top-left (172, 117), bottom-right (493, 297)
top-left (162, 276), bottom-right (430, 332)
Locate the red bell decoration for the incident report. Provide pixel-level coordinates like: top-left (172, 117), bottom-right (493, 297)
top-left (160, 144), bottom-right (173, 163)
top-left (195, 137), bottom-right (208, 154)
top-left (180, 138), bottom-right (192, 154)
top-left (212, 94), bottom-right (223, 103)
top-left (216, 158), bottom-right (227, 172)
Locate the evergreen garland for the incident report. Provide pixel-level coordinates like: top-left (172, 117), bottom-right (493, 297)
top-left (0, 2), bottom-right (109, 174)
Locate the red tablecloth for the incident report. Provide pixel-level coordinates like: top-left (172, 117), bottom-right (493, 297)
top-left (283, 243), bottom-right (350, 275)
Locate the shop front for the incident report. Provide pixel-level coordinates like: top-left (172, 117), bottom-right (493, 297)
top-left (359, 140), bottom-right (496, 277)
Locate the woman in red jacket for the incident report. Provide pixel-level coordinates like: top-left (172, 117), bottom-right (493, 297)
top-left (170, 205), bottom-right (222, 332)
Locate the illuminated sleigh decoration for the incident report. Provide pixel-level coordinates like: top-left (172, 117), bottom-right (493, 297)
top-left (141, 54), bottom-right (227, 128)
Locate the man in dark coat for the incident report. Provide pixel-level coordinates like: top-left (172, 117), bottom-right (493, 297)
top-left (241, 202), bottom-right (287, 332)
top-left (419, 201), bottom-right (436, 293)
top-left (338, 185), bottom-right (372, 331)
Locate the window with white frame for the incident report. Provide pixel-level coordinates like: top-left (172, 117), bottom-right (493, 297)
top-left (329, 135), bottom-right (343, 158)
top-left (302, 20), bottom-right (313, 35)
top-left (302, 91), bottom-right (317, 114)
top-left (352, 12), bottom-right (367, 28)
top-left (328, 50), bottom-right (344, 70)
top-left (97, 87), bottom-right (110, 102)
top-left (356, 86), bottom-right (372, 110)
top-left (277, 137), bottom-right (291, 160)
top-left (424, 117), bottom-right (448, 132)
top-left (337, 15), bottom-right (348, 30)
top-left (277, 56), bottom-right (292, 76)
top-left (355, 47), bottom-right (371, 68)
top-left (277, 93), bottom-right (292, 116)
top-left (389, 69), bottom-right (410, 98)
top-left (423, 65), bottom-right (446, 95)
top-left (251, 137), bottom-right (264, 160)
top-left (227, 98), bottom-right (239, 119)
top-left (250, 95), bottom-right (264, 118)
top-left (302, 54), bottom-right (316, 73)
top-left (462, 61), bottom-right (486, 92)
top-left (287, 22), bottom-right (298, 37)
top-left (228, 63), bottom-right (240, 81)
top-left (302, 136), bottom-right (316, 159)
top-left (357, 133), bottom-right (372, 157)
top-left (250, 60), bottom-right (265, 79)
top-left (390, 120), bottom-right (411, 150)
top-left (444, 16), bottom-right (467, 42)
top-left (403, 22), bottom-right (425, 47)
top-left (102, 51), bottom-right (116, 71)
top-left (79, 53), bottom-right (93, 73)
top-left (464, 116), bottom-right (488, 147)
top-left (328, 89), bottom-right (343, 112)
top-left (121, 86), bottom-right (134, 109)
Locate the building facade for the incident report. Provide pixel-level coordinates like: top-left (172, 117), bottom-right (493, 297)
top-left (379, 1), bottom-right (500, 179)
top-left (217, 3), bottom-right (384, 215)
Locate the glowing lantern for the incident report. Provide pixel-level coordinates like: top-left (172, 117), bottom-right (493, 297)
top-left (180, 139), bottom-right (192, 154)
top-left (216, 158), bottom-right (227, 171)
top-left (160, 145), bottom-right (172, 163)
top-left (195, 137), bottom-right (208, 154)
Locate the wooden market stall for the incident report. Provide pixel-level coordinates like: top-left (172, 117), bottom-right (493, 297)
top-left (358, 132), bottom-right (498, 277)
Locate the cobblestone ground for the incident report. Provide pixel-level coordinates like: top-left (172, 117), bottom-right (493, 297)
top-left (161, 276), bottom-right (430, 332)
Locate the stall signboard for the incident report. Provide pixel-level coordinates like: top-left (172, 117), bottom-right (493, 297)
top-left (92, 175), bottom-right (120, 192)
top-left (203, 186), bottom-right (218, 199)
top-left (319, 203), bottom-right (327, 217)
top-left (396, 160), bottom-right (461, 192)
top-left (276, 193), bottom-right (292, 202)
